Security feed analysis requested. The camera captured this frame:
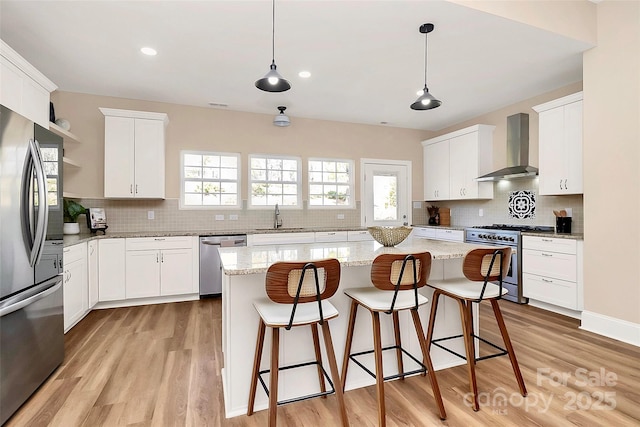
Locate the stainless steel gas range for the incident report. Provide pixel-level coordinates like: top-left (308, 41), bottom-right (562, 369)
top-left (465, 224), bottom-right (554, 304)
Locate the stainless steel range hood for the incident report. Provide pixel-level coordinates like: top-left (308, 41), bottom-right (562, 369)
top-left (477, 113), bottom-right (538, 181)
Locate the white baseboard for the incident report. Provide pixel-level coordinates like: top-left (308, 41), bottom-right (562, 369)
top-left (580, 310), bottom-right (640, 347)
top-left (527, 299), bottom-right (582, 319)
top-left (92, 293), bottom-right (200, 310)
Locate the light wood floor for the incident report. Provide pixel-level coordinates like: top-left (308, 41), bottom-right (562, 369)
top-left (6, 298), bottom-right (640, 426)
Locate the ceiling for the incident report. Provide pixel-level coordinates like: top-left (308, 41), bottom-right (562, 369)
top-left (0, 1), bottom-right (593, 131)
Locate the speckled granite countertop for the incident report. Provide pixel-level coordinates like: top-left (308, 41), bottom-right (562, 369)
top-left (521, 231), bottom-right (584, 240)
top-left (63, 227), bottom-right (370, 247)
top-left (218, 237), bottom-right (490, 275)
top-left (412, 224), bottom-right (467, 231)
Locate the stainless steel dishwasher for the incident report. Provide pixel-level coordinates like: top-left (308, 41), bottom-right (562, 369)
top-left (199, 234), bottom-right (247, 297)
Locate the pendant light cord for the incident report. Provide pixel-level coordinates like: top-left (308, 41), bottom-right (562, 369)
top-left (271, 0), bottom-right (276, 62)
top-left (423, 32), bottom-right (428, 87)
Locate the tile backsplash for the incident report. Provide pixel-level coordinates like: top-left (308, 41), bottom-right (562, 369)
top-left (73, 178), bottom-right (581, 234)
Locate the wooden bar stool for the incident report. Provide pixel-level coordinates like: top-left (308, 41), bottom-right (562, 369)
top-left (426, 247), bottom-right (527, 411)
top-left (247, 259), bottom-right (349, 427)
top-left (341, 252), bottom-right (446, 426)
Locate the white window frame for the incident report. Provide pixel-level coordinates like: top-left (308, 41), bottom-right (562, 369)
top-left (308, 157), bottom-right (355, 209)
top-left (248, 154), bottom-right (302, 209)
top-left (179, 150), bottom-right (241, 209)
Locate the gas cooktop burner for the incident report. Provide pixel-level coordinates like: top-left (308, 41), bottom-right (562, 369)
top-left (472, 224), bottom-right (554, 233)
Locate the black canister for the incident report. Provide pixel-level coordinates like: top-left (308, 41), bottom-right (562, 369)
top-left (556, 217), bottom-right (572, 234)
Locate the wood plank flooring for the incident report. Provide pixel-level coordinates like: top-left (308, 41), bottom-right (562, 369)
top-left (6, 299), bottom-right (640, 426)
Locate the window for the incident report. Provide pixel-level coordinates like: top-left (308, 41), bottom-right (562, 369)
top-left (308, 158), bottom-right (354, 208)
top-left (180, 151), bottom-right (240, 208)
top-left (41, 145), bottom-right (60, 208)
top-left (249, 154), bottom-right (301, 207)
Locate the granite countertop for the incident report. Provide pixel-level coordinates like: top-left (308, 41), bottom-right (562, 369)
top-left (521, 231), bottom-right (584, 240)
top-left (411, 224), bottom-right (467, 231)
top-left (218, 237), bottom-right (490, 275)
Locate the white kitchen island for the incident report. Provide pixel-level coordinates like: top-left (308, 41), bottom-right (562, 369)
top-left (219, 236), bottom-right (490, 418)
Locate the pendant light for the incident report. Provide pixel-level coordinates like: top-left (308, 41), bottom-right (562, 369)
top-left (273, 106), bottom-right (291, 127)
top-left (255, 0), bottom-right (291, 92)
top-left (411, 23), bottom-right (441, 110)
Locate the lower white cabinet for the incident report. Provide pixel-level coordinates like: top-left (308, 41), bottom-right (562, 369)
top-left (315, 231), bottom-right (348, 243)
top-left (63, 242), bottom-right (88, 332)
top-left (347, 230), bottom-right (374, 241)
top-left (522, 236), bottom-right (583, 311)
top-left (413, 226), bottom-right (463, 242)
top-left (125, 237), bottom-right (196, 298)
top-left (98, 238), bottom-right (126, 301)
top-left (88, 240), bottom-right (99, 308)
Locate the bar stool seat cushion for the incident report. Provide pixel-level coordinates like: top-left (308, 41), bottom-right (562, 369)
top-left (428, 278), bottom-right (508, 300)
top-left (344, 287), bottom-right (428, 312)
top-left (253, 298), bottom-right (339, 327)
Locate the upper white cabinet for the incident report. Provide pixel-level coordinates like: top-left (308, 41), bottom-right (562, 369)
top-left (533, 92), bottom-right (583, 195)
top-left (100, 108), bottom-right (168, 199)
top-left (1, 40), bottom-right (57, 127)
top-left (422, 124), bottom-right (494, 201)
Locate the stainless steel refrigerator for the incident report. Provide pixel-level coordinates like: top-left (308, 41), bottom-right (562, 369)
top-left (0, 105), bottom-right (64, 425)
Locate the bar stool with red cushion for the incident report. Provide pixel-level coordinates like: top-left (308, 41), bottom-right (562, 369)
top-left (426, 247), bottom-right (527, 411)
top-left (247, 258), bottom-right (349, 427)
top-left (341, 252), bottom-right (446, 426)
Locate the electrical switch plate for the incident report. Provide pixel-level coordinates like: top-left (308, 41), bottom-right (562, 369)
top-left (479, 208), bottom-right (483, 217)
top-left (337, 214), bottom-right (345, 220)
top-left (413, 201), bottom-right (422, 209)
top-left (215, 214), bottom-right (224, 221)
top-left (147, 211), bottom-right (154, 220)
top-left (229, 214), bottom-right (239, 220)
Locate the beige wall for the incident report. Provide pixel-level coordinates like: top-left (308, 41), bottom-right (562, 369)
top-left (52, 92), bottom-right (432, 201)
top-left (583, 1), bottom-right (640, 324)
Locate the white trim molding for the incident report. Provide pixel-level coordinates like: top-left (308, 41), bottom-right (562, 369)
top-left (580, 310), bottom-right (640, 347)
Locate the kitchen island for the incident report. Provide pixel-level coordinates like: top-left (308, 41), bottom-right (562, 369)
top-left (219, 237), bottom-right (489, 418)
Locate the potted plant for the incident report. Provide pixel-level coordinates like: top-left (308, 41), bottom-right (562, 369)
top-left (63, 199), bottom-right (86, 235)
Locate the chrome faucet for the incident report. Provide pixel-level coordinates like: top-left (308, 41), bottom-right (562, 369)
top-left (274, 203), bottom-right (283, 229)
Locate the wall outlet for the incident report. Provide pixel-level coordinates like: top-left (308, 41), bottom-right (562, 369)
top-left (337, 214), bottom-right (345, 220)
top-left (215, 214), bottom-right (224, 221)
top-left (413, 201), bottom-right (422, 209)
top-left (147, 210), bottom-right (154, 220)
top-left (479, 208), bottom-right (483, 217)
top-left (229, 214), bottom-right (239, 220)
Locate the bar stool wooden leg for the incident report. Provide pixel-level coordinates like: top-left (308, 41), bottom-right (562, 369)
top-left (491, 299), bottom-right (527, 397)
top-left (311, 324), bottom-right (327, 398)
top-left (269, 327), bottom-right (280, 427)
top-left (320, 321), bottom-right (350, 426)
top-left (466, 302), bottom-right (477, 366)
top-left (392, 311), bottom-right (405, 380)
top-left (341, 300), bottom-right (359, 392)
top-left (457, 299), bottom-right (479, 411)
top-left (372, 311), bottom-right (386, 427)
top-left (410, 309), bottom-right (447, 420)
top-left (426, 290), bottom-right (441, 349)
top-left (247, 319), bottom-right (266, 416)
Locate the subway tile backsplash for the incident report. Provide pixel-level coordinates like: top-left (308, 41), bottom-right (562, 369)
top-left (75, 178), bottom-right (581, 234)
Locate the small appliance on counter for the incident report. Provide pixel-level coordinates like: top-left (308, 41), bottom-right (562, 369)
top-left (86, 207), bottom-right (108, 233)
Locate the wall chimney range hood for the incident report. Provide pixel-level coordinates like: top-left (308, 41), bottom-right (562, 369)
top-left (476, 113), bottom-right (538, 181)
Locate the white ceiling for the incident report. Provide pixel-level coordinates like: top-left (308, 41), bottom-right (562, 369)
top-left (0, 1), bottom-right (593, 131)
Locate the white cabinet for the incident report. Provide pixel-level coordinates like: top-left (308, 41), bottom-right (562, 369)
top-left (1, 40), bottom-right (57, 127)
top-left (100, 108), bottom-right (168, 199)
top-left (315, 231), bottom-right (348, 242)
top-left (412, 226), bottom-right (463, 242)
top-left (125, 237), bottom-right (196, 298)
top-left (347, 230), bottom-right (374, 242)
top-left (423, 140), bottom-right (450, 200)
top-left (98, 238), bottom-right (126, 301)
top-left (249, 232), bottom-right (316, 246)
top-left (422, 124), bottom-right (494, 201)
top-left (522, 236), bottom-right (583, 310)
top-left (533, 92), bottom-right (583, 195)
top-left (63, 242), bottom-right (88, 332)
top-left (88, 240), bottom-right (99, 308)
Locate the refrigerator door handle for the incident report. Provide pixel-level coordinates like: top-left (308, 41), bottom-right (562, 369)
top-left (0, 281), bottom-right (62, 318)
top-left (28, 138), bottom-right (49, 267)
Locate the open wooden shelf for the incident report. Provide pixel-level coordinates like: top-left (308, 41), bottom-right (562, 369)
top-left (49, 122), bottom-right (81, 143)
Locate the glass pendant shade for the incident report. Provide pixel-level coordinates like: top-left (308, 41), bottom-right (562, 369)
top-left (411, 85), bottom-right (441, 110)
top-left (256, 61), bottom-right (291, 92)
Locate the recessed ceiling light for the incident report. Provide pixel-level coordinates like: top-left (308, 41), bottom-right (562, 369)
top-left (298, 71), bottom-right (311, 78)
top-left (140, 47), bottom-right (157, 56)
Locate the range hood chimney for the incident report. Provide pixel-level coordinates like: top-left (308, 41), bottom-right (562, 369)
top-left (477, 113), bottom-right (538, 181)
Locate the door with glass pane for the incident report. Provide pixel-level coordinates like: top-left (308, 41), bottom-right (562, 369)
top-left (362, 160), bottom-right (411, 227)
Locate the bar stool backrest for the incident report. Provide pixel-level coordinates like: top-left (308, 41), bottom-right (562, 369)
top-left (265, 258), bottom-right (341, 304)
top-left (370, 252), bottom-right (431, 291)
top-left (462, 247), bottom-right (512, 282)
